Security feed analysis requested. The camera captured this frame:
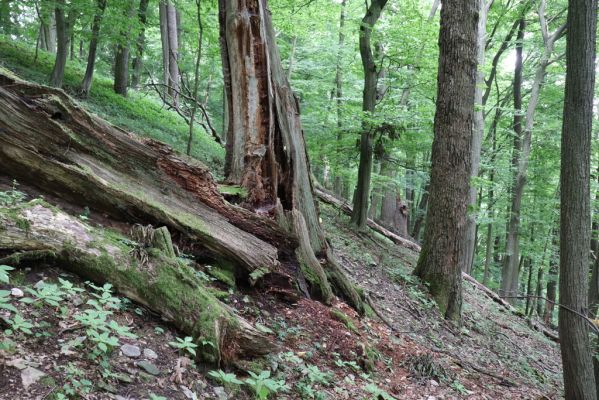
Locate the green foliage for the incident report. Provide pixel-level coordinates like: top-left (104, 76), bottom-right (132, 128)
top-left (363, 383), bottom-right (396, 400)
top-left (6, 313), bottom-right (35, 335)
top-left (0, 180), bottom-right (26, 206)
top-left (245, 370), bottom-right (288, 400)
top-left (168, 336), bottom-right (198, 357)
top-left (208, 369), bottom-right (244, 386)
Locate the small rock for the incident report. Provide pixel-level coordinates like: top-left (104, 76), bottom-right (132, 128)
top-left (137, 360), bottom-right (160, 376)
top-left (213, 386), bottom-right (228, 400)
top-left (121, 344), bottom-right (141, 358)
top-left (143, 348), bottom-right (158, 360)
top-left (7, 358), bottom-right (27, 370)
top-left (427, 396), bottom-right (437, 400)
top-left (430, 379), bottom-right (439, 387)
top-left (10, 288), bottom-right (24, 298)
top-left (180, 385), bottom-right (197, 400)
top-left (21, 366), bottom-right (46, 389)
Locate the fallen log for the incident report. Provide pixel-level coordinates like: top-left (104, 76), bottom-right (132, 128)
top-left (0, 201), bottom-right (272, 364)
top-left (314, 187), bottom-right (422, 253)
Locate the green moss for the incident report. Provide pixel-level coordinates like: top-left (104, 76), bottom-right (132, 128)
top-left (218, 184), bottom-right (248, 198)
top-left (206, 264), bottom-right (236, 288)
top-left (330, 308), bottom-right (359, 334)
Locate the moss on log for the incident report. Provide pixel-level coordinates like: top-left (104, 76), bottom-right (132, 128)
top-left (0, 202), bottom-right (273, 364)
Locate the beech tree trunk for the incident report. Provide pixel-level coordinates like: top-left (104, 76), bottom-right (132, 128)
top-left (350, 0), bottom-right (388, 230)
top-left (218, 0), bottom-right (362, 312)
top-left (131, 0), bottom-right (149, 88)
top-left (49, 0), bottom-right (67, 87)
top-left (558, 0), bottom-right (598, 397)
top-left (332, 0), bottom-right (347, 198)
top-left (413, 0), bottom-right (478, 322)
top-left (166, 2), bottom-right (180, 106)
top-left (80, 0), bottom-right (106, 96)
top-left (501, 2), bottom-right (565, 302)
top-left (462, 0), bottom-right (490, 275)
top-left (159, 1), bottom-right (170, 95)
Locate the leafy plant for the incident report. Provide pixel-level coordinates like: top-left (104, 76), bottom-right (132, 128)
top-left (364, 383), bottom-right (396, 400)
top-left (244, 370), bottom-right (288, 400)
top-left (168, 336), bottom-right (198, 356)
top-left (302, 365), bottom-right (332, 386)
top-left (86, 282), bottom-right (121, 310)
top-left (58, 277), bottom-right (84, 297)
top-left (7, 313), bottom-right (34, 335)
top-left (0, 289), bottom-right (17, 313)
top-left (208, 369), bottom-right (244, 385)
top-left (0, 180), bottom-right (26, 206)
top-left (22, 282), bottom-right (65, 307)
top-left (0, 265), bottom-right (14, 284)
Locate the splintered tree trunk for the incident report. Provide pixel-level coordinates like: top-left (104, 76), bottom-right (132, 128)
top-left (413, 0), bottom-right (478, 322)
top-left (350, 0), bottom-right (388, 230)
top-left (80, 0), bottom-right (106, 96)
top-left (218, 0), bottom-right (362, 311)
top-left (558, 0), bottom-right (598, 397)
top-left (0, 71), bottom-right (298, 289)
top-left (0, 204), bottom-right (271, 364)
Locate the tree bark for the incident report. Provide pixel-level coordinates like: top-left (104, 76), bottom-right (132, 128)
top-left (558, 0), bottom-right (598, 397)
top-left (350, 0), bottom-right (388, 230)
top-left (0, 203), bottom-right (272, 365)
top-left (218, 0), bottom-right (362, 311)
top-left (588, 159), bottom-right (599, 318)
top-left (332, 0), bottom-right (347, 198)
top-left (500, 2), bottom-right (566, 303)
top-left (49, 0), bottom-right (67, 87)
top-left (159, 1), bottom-right (170, 97)
top-left (410, 181), bottom-right (429, 241)
top-left (166, 1), bottom-right (180, 107)
top-left (80, 0), bottom-right (106, 97)
top-left (131, 0), bottom-right (150, 88)
top-left (462, 0), bottom-right (490, 275)
top-left (113, 2), bottom-right (136, 96)
top-left (413, 0), bottom-right (478, 323)
top-left (0, 71), bottom-right (298, 286)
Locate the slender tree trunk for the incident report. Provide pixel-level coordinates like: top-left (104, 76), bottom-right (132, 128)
top-left (410, 181), bottom-right (429, 241)
top-left (332, 0), bottom-right (347, 198)
top-left (558, 0), bottom-right (598, 396)
top-left (350, 0), bottom-right (388, 230)
top-left (187, 0), bottom-right (204, 156)
top-left (536, 266), bottom-right (545, 316)
top-left (218, 0), bottom-right (362, 312)
top-left (501, 5), bottom-right (565, 302)
top-left (462, 0), bottom-right (490, 275)
top-left (113, 43), bottom-right (130, 96)
top-left (286, 36), bottom-right (297, 81)
top-left (80, 0), bottom-right (106, 97)
top-left (49, 0), bottom-right (68, 87)
top-left (166, 1), bottom-right (180, 107)
top-left (131, 0), bottom-right (149, 88)
top-left (413, 0), bottom-right (478, 323)
top-left (159, 1), bottom-right (170, 97)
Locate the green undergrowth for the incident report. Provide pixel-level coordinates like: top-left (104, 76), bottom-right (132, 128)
top-left (0, 36), bottom-right (224, 174)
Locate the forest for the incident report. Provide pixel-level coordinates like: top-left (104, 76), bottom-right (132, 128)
top-left (0, 0), bottom-right (597, 398)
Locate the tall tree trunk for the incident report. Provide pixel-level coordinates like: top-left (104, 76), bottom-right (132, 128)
top-left (113, 2), bottom-right (136, 96)
top-left (588, 159), bottom-right (599, 318)
top-left (166, 1), bottom-right (180, 107)
top-left (413, 0), bottom-right (478, 323)
top-left (332, 0), bottom-right (347, 198)
top-left (286, 36), bottom-right (297, 81)
top-left (536, 266), bottom-right (545, 316)
top-left (350, 0), bottom-right (388, 230)
top-left (410, 181), bottom-right (429, 241)
top-left (131, 0), bottom-right (150, 88)
top-left (159, 1), bottom-right (170, 97)
top-left (80, 0), bottom-right (106, 97)
top-left (462, 0), bottom-right (490, 275)
top-left (218, 0), bottom-right (362, 312)
top-left (501, 4), bottom-right (565, 302)
top-left (49, 0), bottom-right (67, 87)
top-left (187, 0), bottom-right (204, 156)
top-left (558, 0), bottom-right (598, 397)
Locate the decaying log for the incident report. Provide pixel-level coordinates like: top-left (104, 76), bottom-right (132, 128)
top-left (0, 202), bottom-right (273, 363)
top-left (314, 188), bottom-right (422, 253)
top-left (0, 69), bottom-right (289, 281)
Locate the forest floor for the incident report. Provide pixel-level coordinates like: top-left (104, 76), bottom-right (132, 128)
top-left (0, 37), bottom-right (563, 399)
top-left (0, 186), bottom-right (563, 399)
